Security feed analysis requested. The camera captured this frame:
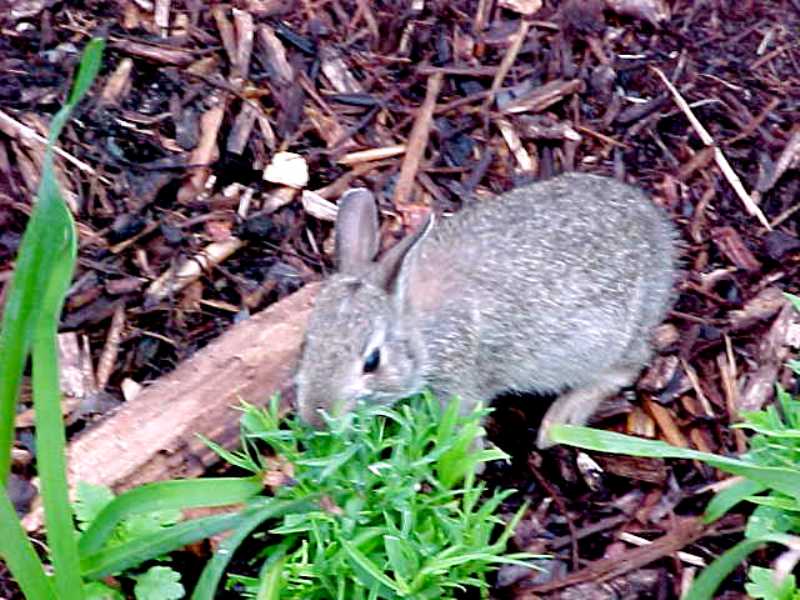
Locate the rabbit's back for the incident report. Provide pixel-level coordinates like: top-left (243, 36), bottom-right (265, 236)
top-left (408, 172), bottom-right (677, 397)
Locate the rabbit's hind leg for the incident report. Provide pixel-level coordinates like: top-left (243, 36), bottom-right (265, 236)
top-left (535, 366), bottom-right (640, 449)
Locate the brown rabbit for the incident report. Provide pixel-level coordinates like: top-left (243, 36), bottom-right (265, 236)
top-left (295, 173), bottom-right (677, 447)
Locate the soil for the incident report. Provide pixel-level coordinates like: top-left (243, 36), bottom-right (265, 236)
top-left (2, 0), bottom-right (799, 598)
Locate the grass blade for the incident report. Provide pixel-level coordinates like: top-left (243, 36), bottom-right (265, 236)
top-left (81, 512), bottom-right (247, 578)
top-left (192, 497), bottom-right (316, 600)
top-left (341, 537), bottom-right (404, 595)
top-left (79, 476), bottom-right (263, 555)
top-left (48, 38), bottom-right (105, 143)
top-left (683, 538), bottom-right (766, 600)
top-left (0, 489), bottom-right (57, 599)
top-left (549, 425), bottom-right (800, 501)
top-left (256, 556), bottom-right (287, 600)
top-left (704, 478), bottom-right (766, 523)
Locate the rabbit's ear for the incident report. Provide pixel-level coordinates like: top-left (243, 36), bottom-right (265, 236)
top-left (335, 188), bottom-right (380, 273)
top-left (374, 212), bottom-right (434, 300)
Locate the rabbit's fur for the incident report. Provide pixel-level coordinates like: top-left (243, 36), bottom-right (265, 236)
top-left (295, 173), bottom-right (677, 447)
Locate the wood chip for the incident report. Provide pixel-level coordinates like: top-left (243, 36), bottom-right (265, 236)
top-left (177, 96), bottom-right (228, 202)
top-left (145, 238), bottom-right (246, 305)
top-left (711, 226), bottom-right (761, 272)
top-left (754, 126), bottom-right (800, 197)
top-left (111, 38), bottom-right (195, 66)
top-left (96, 303), bottom-right (126, 391)
top-left (498, 0), bottom-right (542, 15)
top-left (320, 47), bottom-right (364, 94)
top-left (98, 58), bottom-right (134, 106)
top-left (497, 118), bottom-right (535, 172)
top-left (739, 304), bottom-right (794, 412)
top-left (232, 8), bottom-right (255, 79)
top-left (154, 0), bottom-right (170, 32)
top-left (502, 78), bottom-right (584, 114)
top-left (263, 151), bottom-right (309, 188)
top-left (301, 189), bottom-right (338, 222)
top-left (728, 286), bottom-right (788, 331)
top-left (258, 25), bottom-right (294, 85)
top-left (605, 0), bottom-right (670, 26)
top-left (337, 144), bottom-right (406, 165)
top-left (644, 396), bottom-right (689, 447)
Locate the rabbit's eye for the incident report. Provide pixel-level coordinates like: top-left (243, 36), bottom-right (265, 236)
top-left (363, 348), bottom-right (381, 373)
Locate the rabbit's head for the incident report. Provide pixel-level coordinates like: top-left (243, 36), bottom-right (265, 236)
top-left (295, 188), bottom-right (433, 427)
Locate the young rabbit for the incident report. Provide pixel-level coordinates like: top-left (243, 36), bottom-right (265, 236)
top-left (295, 172), bottom-right (677, 448)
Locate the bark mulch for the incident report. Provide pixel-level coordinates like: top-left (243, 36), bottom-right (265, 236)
top-left (2, 0), bottom-right (800, 597)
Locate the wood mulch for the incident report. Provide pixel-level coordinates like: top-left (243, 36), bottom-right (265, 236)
top-left (2, 0), bottom-right (799, 597)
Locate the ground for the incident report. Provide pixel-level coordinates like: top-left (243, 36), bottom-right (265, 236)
top-left (1, 0), bottom-right (799, 598)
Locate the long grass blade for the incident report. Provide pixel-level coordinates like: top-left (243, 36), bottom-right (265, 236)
top-left (32, 201), bottom-right (82, 599)
top-left (549, 425), bottom-right (800, 501)
top-left (192, 497), bottom-right (316, 600)
top-left (79, 476), bottom-right (263, 555)
top-left (81, 511), bottom-right (246, 578)
top-left (0, 489), bottom-right (57, 599)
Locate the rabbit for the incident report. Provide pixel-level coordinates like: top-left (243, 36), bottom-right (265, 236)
top-left (295, 172), bottom-right (677, 448)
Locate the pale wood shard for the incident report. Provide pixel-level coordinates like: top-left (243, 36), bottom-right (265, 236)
top-left (501, 78), bottom-right (585, 114)
top-left (24, 283), bottom-right (319, 531)
top-left (177, 96), bottom-right (227, 202)
top-left (498, 0), bottom-right (542, 16)
top-left (232, 8), bottom-right (255, 80)
top-left (154, 0), bottom-right (170, 33)
top-left (110, 39), bottom-right (195, 66)
top-left (605, 0), bottom-right (670, 26)
top-left (227, 102), bottom-right (259, 155)
top-left (337, 144), bottom-right (407, 165)
top-left (212, 5), bottom-right (238, 69)
top-left (301, 190), bottom-right (338, 222)
top-left (497, 118), bottom-right (535, 173)
top-left (98, 58), bottom-right (134, 106)
top-left (96, 303), bottom-right (126, 391)
top-left (320, 47), bottom-right (364, 94)
top-left (258, 24), bottom-right (294, 86)
top-left (144, 237), bottom-right (246, 304)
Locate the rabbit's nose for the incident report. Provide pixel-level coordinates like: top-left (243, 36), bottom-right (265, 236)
top-left (299, 404), bottom-right (326, 429)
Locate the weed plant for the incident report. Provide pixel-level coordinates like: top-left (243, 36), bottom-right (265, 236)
top-left (205, 393), bottom-right (536, 599)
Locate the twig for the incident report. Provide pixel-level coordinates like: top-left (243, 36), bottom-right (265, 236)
top-left (481, 20), bottom-right (530, 113)
top-left (0, 108), bottom-right (111, 185)
top-left (528, 454), bottom-right (580, 571)
top-left (651, 67), bottom-right (771, 230)
top-left (518, 517), bottom-right (713, 595)
top-left (393, 71), bottom-right (444, 207)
